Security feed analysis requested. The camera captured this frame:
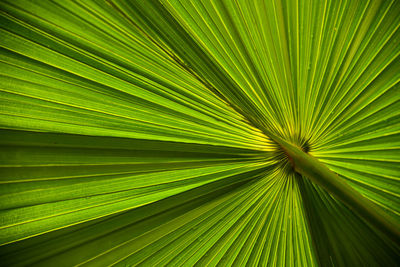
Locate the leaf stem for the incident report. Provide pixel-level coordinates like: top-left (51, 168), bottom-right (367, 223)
top-left (269, 133), bottom-right (400, 245)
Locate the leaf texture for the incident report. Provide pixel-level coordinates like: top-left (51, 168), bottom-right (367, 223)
top-left (0, 0), bottom-right (399, 266)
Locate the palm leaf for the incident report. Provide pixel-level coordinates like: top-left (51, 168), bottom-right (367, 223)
top-left (0, 0), bottom-right (399, 266)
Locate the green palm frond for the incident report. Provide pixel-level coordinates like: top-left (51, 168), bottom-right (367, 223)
top-left (0, 0), bottom-right (399, 266)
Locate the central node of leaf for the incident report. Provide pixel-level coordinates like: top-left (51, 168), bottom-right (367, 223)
top-left (271, 134), bottom-right (311, 174)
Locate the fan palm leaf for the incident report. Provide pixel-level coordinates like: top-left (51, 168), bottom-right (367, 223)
top-left (0, 0), bottom-right (399, 266)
